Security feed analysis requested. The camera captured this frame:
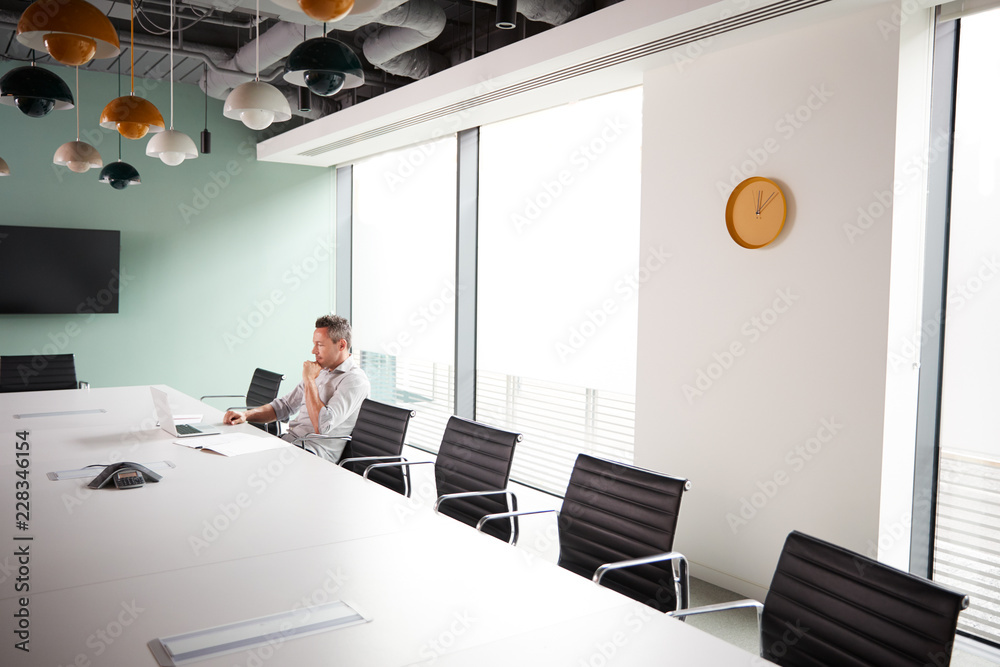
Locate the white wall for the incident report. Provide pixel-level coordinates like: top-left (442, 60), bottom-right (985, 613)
top-left (634, 3), bottom-right (902, 597)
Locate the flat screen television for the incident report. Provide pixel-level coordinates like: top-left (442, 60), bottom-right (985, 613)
top-left (0, 225), bottom-right (121, 315)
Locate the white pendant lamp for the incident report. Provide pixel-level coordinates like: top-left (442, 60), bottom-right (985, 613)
top-left (224, 0), bottom-right (290, 130)
top-left (146, 0), bottom-right (197, 165)
top-left (54, 67), bottom-right (102, 173)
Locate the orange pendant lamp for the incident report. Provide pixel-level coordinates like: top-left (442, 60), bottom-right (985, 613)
top-left (99, 0), bottom-right (164, 140)
top-left (298, 0), bottom-right (354, 22)
top-left (17, 0), bottom-right (120, 67)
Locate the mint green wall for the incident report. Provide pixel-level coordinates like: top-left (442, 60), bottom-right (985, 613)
top-left (0, 61), bottom-right (335, 401)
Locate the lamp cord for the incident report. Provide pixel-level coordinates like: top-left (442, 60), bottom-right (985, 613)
top-left (117, 55), bottom-right (123, 159)
top-left (254, 0), bottom-right (259, 81)
top-left (75, 66), bottom-right (80, 141)
top-left (130, 0), bottom-right (135, 96)
top-left (169, 0), bottom-right (174, 128)
top-left (203, 63), bottom-right (208, 129)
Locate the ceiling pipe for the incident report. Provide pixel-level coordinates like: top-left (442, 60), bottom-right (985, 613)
top-left (362, 0), bottom-right (446, 79)
top-left (136, 2), bottom-right (262, 29)
top-left (469, 0), bottom-right (583, 25)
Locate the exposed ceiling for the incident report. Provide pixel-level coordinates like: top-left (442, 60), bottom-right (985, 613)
top-left (0, 0), bottom-right (619, 127)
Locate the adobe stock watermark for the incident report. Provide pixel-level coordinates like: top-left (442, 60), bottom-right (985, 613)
top-left (887, 254), bottom-right (1000, 371)
top-left (189, 446), bottom-right (300, 556)
top-left (11, 268), bottom-right (134, 393)
top-left (178, 125), bottom-right (287, 224)
top-left (726, 416), bottom-right (845, 534)
top-left (555, 246), bottom-right (671, 362)
top-left (231, 567), bottom-right (349, 667)
top-left (683, 288), bottom-right (799, 403)
top-left (715, 84), bottom-right (834, 198)
top-left (415, 610), bottom-right (476, 663)
top-left (381, 279), bottom-right (458, 357)
top-left (876, 0), bottom-right (926, 40)
top-left (56, 599), bottom-right (145, 667)
top-left (843, 130), bottom-right (952, 244)
top-left (512, 115), bottom-right (632, 234)
top-left (223, 234), bottom-right (335, 351)
top-left (673, 0), bottom-right (752, 72)
top-left (380, 76), bottom-right (503, 193)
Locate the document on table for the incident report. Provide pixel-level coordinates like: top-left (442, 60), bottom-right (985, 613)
top-left (174, 433), bottom-right (290, 456)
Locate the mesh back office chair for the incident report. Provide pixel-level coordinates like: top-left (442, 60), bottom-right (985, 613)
top-left (477, 453), bottom-right (692, 612)
top-left (201, 368), bottom-right (284, 435)
top-left (365, 415), bottom-right (522, 542)
top-left (671, 530), bottom-right (970, 666)
top-left (338, 399), bottom-right (415, 495)
top-left (0, 354), bottom-right (86, 392)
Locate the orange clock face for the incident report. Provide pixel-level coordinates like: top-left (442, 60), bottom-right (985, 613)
top-left (725, 177), bottom-right (786, 249)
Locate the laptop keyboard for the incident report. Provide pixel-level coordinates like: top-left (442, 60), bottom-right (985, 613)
top-left (175, 423), bottom-right (200, 435)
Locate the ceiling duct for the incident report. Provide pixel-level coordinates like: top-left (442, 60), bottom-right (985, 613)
top-left (362, 0), bottom-right (446, 79)
top-left (469, 0), bottom-right (583, 26)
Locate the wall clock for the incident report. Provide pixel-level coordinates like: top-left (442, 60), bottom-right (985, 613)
top-left (725, 177), bottom-right (787, 249)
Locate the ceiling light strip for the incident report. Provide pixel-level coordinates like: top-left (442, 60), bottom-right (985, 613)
top-left (299, 0), bottom-right (831, 158)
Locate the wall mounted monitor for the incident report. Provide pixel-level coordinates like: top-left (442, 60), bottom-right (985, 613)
top-left (0, 225), bottom-right (121, 315)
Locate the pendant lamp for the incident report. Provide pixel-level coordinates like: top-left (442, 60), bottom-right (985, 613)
top-left (284, 35), bottom-right (364, 97)
top-left (496, 0), bottom-right (517, 29)
top-left (224, 0), bottom-right (290, 130)
top-left (0, 157), bottom-right (10, 176)
top-left (100, 57), bottom-right (140, 189)
top-left (17, 0), bottom-right (120, 67)
top-left (297, 0), bottom-right (353, 22)
top-left (200, 65), bottom-right (211, 154)
top-left (100, 0), bottom-right (164, 139)
top-left (146, 0), bottom-right (197, 165)
top-left (271, 0), bottom-right (377, 19)
top-left (0, 58), bottom-right (74, 118)
top-left (54, 67), bottom-right (102, 173)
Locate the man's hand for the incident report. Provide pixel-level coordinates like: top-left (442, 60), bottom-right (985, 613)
top-left (223, 410), bottom-right (247, 425)
top-left (303, 361), bottom-right (322, 383)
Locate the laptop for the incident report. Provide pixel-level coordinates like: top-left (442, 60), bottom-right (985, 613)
top-left (150, 387), bottom-right (221, 438)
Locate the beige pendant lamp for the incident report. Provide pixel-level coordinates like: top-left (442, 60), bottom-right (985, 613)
top-left (54, 67), bottom-right (103, 173)
top-left (146, 0), bottom-right (197, 165)
top-left (100, 0), bottom-right (164, 140)
top-left (16, 0), bottom-right (120, 67)
top-left (0, 157), bottom-right (10, 176)
top-left (223, 0), bottom-right (290, 130)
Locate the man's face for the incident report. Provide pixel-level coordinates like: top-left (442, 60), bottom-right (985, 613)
top-left (312, 328), bottom-right (346, 369)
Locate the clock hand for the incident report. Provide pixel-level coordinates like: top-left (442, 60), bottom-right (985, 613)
top-left (759, 192), bottom-right (777, 213)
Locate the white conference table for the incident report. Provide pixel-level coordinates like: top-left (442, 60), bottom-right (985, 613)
top-left (0, 385), bottom-right (771, 666)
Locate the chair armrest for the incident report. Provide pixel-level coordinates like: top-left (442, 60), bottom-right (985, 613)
top-left (339, 455), bottom-right (406, 468)
top-left (363, 460), bottom-right (434, 497)
top-left (78, 381), bottom-right (90, 389)
top-left (200, 393), bottom-right (244, 401)
top-left (436, 490), bottom-right (520, 544)
top-left (668, 600), bottom-right (764, 653)
top-left (434, 489), bottom-right (519, 515)
top-left (594, 551), bottom-right (691, 612)
top-left (475, 508), bottom-right (558, 546)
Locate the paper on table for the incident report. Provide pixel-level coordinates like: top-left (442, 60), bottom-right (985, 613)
top-left (174, 433), bottom-right (290, 457)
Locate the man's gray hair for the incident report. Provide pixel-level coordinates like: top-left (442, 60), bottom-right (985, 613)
top-left (315, 314), bottom-right (352, 349)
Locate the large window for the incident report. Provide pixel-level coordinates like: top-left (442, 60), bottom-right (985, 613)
top-left (351, 136), bottom-right (458, 449)
top-left (932, 7), bottom-right (1000, 647)
top-left (476, 88), bottom-right (644, 494)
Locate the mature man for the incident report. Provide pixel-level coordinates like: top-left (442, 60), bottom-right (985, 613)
top-left (223, 315), bottom-right (370, 462)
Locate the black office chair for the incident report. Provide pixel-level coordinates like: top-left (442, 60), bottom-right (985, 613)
top-left (670, 530), bottom-right (970, 666)
top-left (0, 353), bottom-right (87, 392)
top-left (364, 415), bottom-right (522, 542)
top-left (477, 453), bottom-right (692, 613)
top-left (337, 399), bottom-right (415, 495)
top-left (201, 368), bottom-right (284, 435)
